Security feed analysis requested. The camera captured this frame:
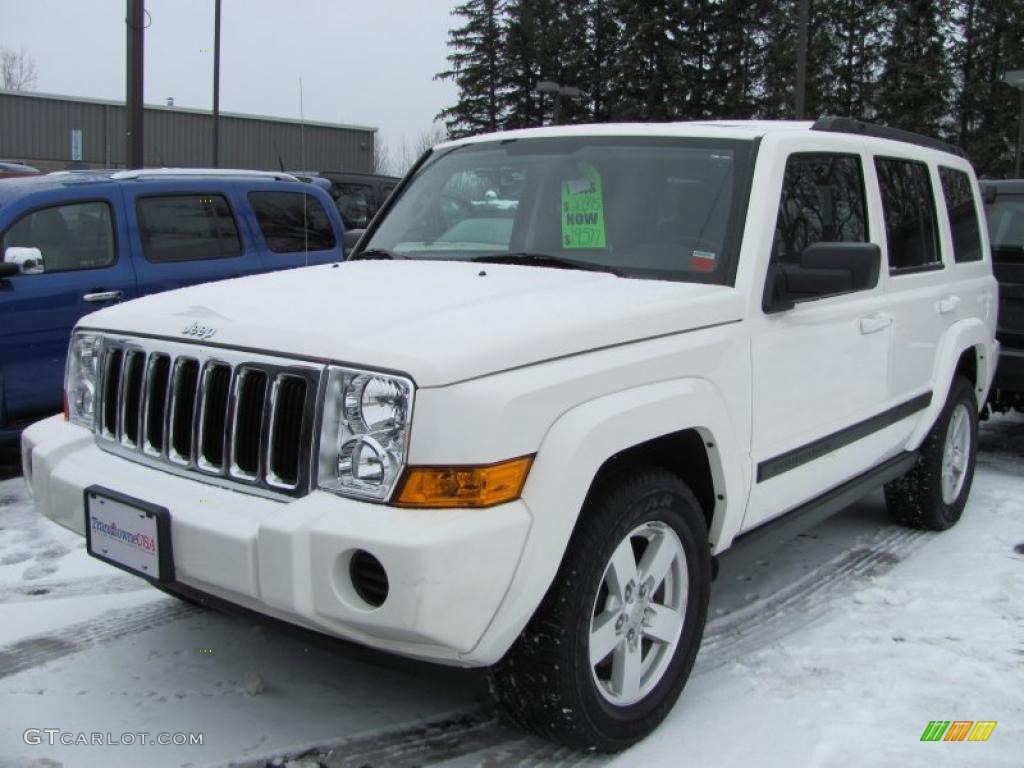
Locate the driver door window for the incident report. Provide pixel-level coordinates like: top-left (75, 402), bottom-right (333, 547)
top-left (3, 201), bottom-right (115, 273)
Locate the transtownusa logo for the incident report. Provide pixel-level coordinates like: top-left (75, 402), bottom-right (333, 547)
top-left (23, 729), bottom-right (204, 747)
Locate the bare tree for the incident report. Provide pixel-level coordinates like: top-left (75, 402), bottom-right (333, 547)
top-left (1, 46), bottom-right (38, 91)
top-left (393, 122), bottom-right (448, 175)
top-left (373, 134), bottom-right (394, 176)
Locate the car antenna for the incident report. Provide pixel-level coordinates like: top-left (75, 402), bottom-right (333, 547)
top-left (300, 77), bottom-right (309, 268)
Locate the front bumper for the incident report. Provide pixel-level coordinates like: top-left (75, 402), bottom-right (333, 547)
top-left (22, 415), bottom-right (532, 666)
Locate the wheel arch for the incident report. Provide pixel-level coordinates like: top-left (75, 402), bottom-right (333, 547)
top-left (466, 377), bottom-right (748, 664)
top-left (904, 318), bottom-right (993, 451)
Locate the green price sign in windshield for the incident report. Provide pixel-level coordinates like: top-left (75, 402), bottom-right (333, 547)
top-left (561, 164), bottom-right (607, 250)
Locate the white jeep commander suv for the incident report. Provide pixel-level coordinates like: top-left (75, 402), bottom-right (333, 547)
top-left (23, 118), bottom-right (998, 751)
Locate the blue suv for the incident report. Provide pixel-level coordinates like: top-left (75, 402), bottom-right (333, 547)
top-left (0, 169), bottom-right (345, 451)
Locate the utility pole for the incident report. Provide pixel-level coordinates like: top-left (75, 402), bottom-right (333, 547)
top-left (795, 0), bottom-right (809, 119)
top-left (212, 0), bottom-right (221, 167)
top-left (126, 0), bottom-right (145, 168)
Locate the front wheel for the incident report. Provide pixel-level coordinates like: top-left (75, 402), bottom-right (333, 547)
top-left (489, 468), bottom-right (711, 752)
top-left (885, 375), bottom-right (979, 531)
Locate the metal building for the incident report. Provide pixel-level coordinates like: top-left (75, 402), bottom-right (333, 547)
top-left (0, 89), bottom-right (376, 173)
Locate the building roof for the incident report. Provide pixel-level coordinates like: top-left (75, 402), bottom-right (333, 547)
top-left (0, 87), bottom-right (377, 134)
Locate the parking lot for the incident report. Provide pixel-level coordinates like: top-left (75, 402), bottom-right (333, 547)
top-left (0, 413), bottom-right (1020, 767)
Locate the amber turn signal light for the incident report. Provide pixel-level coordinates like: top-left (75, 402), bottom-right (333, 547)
top-left (394, 455), bottom-right (534, 508)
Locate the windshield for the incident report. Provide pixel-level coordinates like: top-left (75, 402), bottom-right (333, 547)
top-left (987, 194), bottom-right (1024, 250)
top-left (363, 136), bottom-right (754, 284)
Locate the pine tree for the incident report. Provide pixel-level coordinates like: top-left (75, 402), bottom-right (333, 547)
top-left (436, 0), bottom-right (506, 138)
top-left (874, 0), bottom-right (952, 138)
top-left (608, 0), bottom-right (683, 120)
top-left (951, 0), bottom-right (1024, 175)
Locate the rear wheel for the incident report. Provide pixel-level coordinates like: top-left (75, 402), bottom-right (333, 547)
top-left (885, 375), bottom-right (978, 531)
top-left (488, 468), bottom-right (710, 752)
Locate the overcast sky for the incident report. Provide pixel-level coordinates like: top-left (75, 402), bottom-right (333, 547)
top-left (1, 0), bottom-right (460, 156)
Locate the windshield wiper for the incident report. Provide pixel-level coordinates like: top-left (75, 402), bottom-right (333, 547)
top-left (470, 252), bottom-right (623, 276)
top-left (349, 248), bottom-right (404, 261)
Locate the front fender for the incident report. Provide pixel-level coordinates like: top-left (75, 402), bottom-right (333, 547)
top-left (465, 376), bottom-right (748, 664)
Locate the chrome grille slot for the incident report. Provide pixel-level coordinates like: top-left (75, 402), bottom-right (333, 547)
top-left (101, 348), bottom-right (123, 438)
top-left (119, 350), bottom-right (146, 447)
top-left (231, 369), bottom-right (268, 479)
top-left (267, 375), bottom-right (308, 489)
top-left (94, 336), bottom-right (322, 499)
top-left (197, 362), bottom-right (232, 472)
top-left (169, 358), bottom-right (200, 465)
top-left (142, 354), bottom-right (171, 455)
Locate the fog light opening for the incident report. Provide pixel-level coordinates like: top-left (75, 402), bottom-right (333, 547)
top-left (349, 550), bottom-right (389, 608)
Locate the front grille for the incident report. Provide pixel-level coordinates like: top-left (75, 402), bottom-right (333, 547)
top-left (95, 336), bottom-right (322, 497)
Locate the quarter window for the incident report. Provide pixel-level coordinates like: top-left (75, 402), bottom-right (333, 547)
top-left (875, 158), bottom-right (941, 271)
top-left (136, 194), bottom-right (242, 263)
top-left (938, 167), bottom-right (983, 263)
top-left (772, 153), bottom-right (868, 265)
top-left (2, 201), bottom-right (115, 273)
top-left (248, 192), bottom-right (336, 252)
top-left (332, 183), bottom-right (375, 229)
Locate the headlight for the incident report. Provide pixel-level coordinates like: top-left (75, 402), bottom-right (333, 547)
top-left (317, 366), bottom-right (414, 501)
top-left (65, 332), bottom-right (102, 428)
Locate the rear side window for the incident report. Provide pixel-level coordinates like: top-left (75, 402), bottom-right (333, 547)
top-left (938, 167), bottom-right (983, 263)
top-left (137, 194), bottom-right (242, 263)
top-left (332, 183), bottom-right (375, 229)
top-left (248, 192), bottom-right (336, 252)
top-left (3, 200), bottom-right (115, 273)
top-left (772, 153), bottom-right (868, 264)
top-left (875, 158), bottom-right (941, 271)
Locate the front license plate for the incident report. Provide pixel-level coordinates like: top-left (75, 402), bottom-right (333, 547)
top-left (85, 486), bottom-right (174, 583)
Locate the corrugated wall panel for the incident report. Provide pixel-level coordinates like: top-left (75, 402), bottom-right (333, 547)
top-left (0, 91), bottom-right (374, 172)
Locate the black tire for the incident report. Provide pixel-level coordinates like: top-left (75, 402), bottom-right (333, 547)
top-left (885, 375), bottom-right (978, 531)
top-left (488, 467), bottom-right (711, 752)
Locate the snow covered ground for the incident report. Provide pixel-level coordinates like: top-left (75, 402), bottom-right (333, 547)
top-left (0, 414), bottom-right (1021, 768)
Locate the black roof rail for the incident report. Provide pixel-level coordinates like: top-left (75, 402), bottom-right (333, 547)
top-left (810, 117), bottom-right (965, 158)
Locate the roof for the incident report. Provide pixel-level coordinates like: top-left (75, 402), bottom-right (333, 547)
top-left (0, 168), bottom-right (310, 207)
top-left (434, 119), bottom-right (965, 159)
top-left (0, 87), bottom-right (378, 134)
top-left (980, 179), bottom-right (1024, 194)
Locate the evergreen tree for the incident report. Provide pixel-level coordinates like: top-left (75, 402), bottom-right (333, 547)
top-left (608, 0), bottom-right (683, 120)
top-left (874, 0), bottom-right (952, 138)
top-left (951, 0), bottom-right (1024, 175)
top-left (586, 0), bottom-right (621, 122)
top-left (436, 0), bottom-right (506, 138)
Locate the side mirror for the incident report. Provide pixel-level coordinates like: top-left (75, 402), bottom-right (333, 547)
top-left (763, 242), bottom-right (881, 313)
top-left (343, 229), bottom-right (365, 255)
top-left (3, 246), bottom-right (45, 275)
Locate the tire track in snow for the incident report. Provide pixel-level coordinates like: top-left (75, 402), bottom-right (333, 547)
top-left (252, 529), bottom-right (929, 767)
top-left (0, 573), bottom-right (147, 603)
top-left (0, 598), bottom-right (200, 679)
top-left (236, 711), bottom-right (606, 768)
top-left (697, 526), bottom-right (928, 671)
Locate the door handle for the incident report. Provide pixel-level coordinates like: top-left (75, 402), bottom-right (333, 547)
top-left (859, 312), bottom-right (893, 335)
top-left (937, 295), bottom-right (961, 314)
top-left (83, 290), bottom-right (124, 303)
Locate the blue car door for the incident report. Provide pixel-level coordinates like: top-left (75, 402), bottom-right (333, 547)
top-left (121, 180), bottom-right (265, 297)
top-left (243, 185), bottom-right (345, 270)
top-left (0, 189), bottom-right (138, 423)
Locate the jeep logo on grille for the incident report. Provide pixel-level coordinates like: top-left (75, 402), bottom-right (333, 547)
top-left (181, 321), bottom-right (217, 341)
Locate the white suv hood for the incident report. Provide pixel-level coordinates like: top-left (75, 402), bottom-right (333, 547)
top-left (81, 261), bottom-right (742, 387)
